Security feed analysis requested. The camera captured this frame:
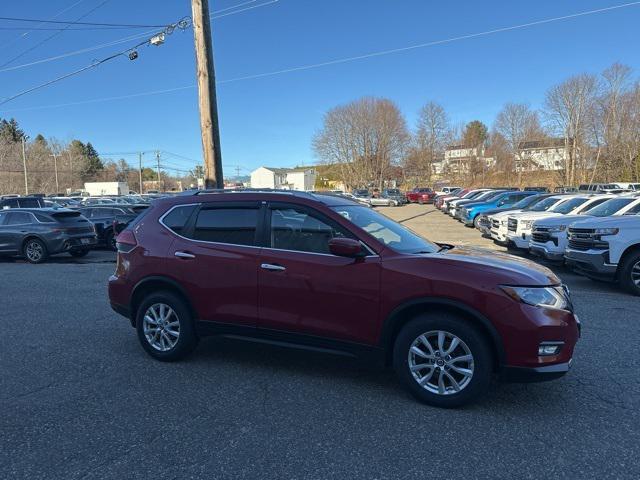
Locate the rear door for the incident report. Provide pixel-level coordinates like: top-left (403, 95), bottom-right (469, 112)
top-left (0, 211), bottom-right (13, 252)
top-left (257, 203), bottom-right (381, 344)
top-left (1, 212), bottom-right (34, 253)
top-left (165, 202), bottom-right (262, 327)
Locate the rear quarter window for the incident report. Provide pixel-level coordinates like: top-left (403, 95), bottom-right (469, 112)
top-left (160, 205), bottom-right (196, 235)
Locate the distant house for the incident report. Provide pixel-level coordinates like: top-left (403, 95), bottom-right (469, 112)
top-left (517, 139), bottom-right (568, 171)
top-left (250, 166), bottom-right (317, 191)
top-left (442, 145), bottom-right (494, 174)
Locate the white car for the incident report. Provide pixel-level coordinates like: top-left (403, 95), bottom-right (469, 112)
top-left (506, 195), bottom-right (612, 250)
top-left (529, 196), bottom-right (640, 261)
top-left (434, 186), bottom-right (461, 196)
top-left (489, 195), bottom-right (567, 244)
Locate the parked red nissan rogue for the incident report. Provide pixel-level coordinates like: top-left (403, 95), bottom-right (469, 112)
top-left (109, 190), bottom-right (580, 407)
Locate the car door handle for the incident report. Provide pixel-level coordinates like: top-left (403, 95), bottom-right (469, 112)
top-left (175, 251), bottom-right (195, 259)
top-left (261, 263), bottom-right (286, 272)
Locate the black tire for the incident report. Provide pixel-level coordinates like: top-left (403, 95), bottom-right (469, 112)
top-left (104, 230), bottom-right (116, 251)
top-left (23, 238), bottom-right (48, 264)
top-left (135, 291), bottom-right (199, 361)
top-left (393, 312), bottom-right (493, 408)
top-left (473, 216), bottom-right (482, 229)
top-left (619, 250), bottom-right (640, 296)
top-left (69, 249), bottom-right (89, 258)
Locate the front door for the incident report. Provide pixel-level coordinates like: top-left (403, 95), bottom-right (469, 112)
top-left (165, 202), bottom-right (262, 327)
top-left (258, 203), bottom-right (380, 345)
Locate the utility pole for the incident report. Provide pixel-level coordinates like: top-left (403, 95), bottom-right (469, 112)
top-left (191, 0), bottom-right (224, 189)
top-left (21, 137), bottom-right (28, 195)
top-left (50, 153), bottom-right (60, 193)
top-left (156, 150), bottom-right (162, 191)
top-left (138, 152), bottom-right (144, 194)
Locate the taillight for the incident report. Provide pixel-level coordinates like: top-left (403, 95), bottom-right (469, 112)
top-left (116, 229), bottom-right (137, 253)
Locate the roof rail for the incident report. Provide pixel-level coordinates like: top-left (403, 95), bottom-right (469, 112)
top-left (186, 188), bottom-right (316, 198)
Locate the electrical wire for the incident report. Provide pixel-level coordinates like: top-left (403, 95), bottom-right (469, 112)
top-left (0, 16), bottom-right (168, 28)
top-left (0, 26), bottom-right (172, 31)
top-left (0, 0), bottom-right (87, 50)
top-left (0, 0), bottom-right (112, 69)
top-left (0, 0), bottom-right (279, 74)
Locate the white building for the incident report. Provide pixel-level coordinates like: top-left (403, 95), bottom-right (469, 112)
top-left (517, 139), bottom-right (568, 171)
top-left (250, 166), bottom-right (317, 191)
top-left (442, 145), bottom-right (494, 175)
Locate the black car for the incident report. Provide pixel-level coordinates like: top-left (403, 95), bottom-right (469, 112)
top-left (0, 196), bottom-right (46, 209)
top-left (0, 208), bottom-right (97, 263)
top-left (79, 205), bottom-right (149, 250)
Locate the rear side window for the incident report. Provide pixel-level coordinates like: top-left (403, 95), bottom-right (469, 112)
top-left (624, 203), bottom-right (640, 215)
top-left (17, 198), bottom-right (41, 208)
top-left (6, 212), bottom-right (34, 225)
top-left (161, 205), bottom-right (196, 234)
top-left (34, 213), bottom-right (55, 223)
top-left (2, 198), bottom-right (19, 208)
top-left (192, 208), bottom-right (258, 246)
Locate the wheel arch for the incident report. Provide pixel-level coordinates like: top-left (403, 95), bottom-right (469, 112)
top-left (130, 276), bottom-right (197, 327)
top-left (21, 234), bottom-right (48, 253)
top-left (379, 298), bottom-right (505, 370)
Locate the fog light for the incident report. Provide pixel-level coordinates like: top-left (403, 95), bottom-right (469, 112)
top-left (538, 342), bottom-right (563, 356)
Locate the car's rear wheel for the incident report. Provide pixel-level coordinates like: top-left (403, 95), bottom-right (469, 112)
top-left (23, 238), bottom-right (48, 264)
top-left (619, 250), bottom-right (640, 296)
top-left (135, 291), bottom-right (198, 361)
top-left (393, 313), bottom-right (492, 408)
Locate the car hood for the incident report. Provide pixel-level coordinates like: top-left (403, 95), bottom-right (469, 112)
top-left (435, 246), bottom-right (560, 285)
top-left (490, 209), bottom-right (523, 220)
top-left (481, 206), bottom-right (517, 216)
top-left (534, 214), bottom-right (588, 227)
top-left (518, 212), bottom-right (563, 222)
top-left (569, 215), bottom-right (640, 229)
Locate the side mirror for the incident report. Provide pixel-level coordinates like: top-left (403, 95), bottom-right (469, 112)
top-left (328, 237), bottom-right (364, 258)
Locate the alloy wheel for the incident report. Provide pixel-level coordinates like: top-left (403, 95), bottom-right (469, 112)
top-left (632, 260), bottom-right (640, 287)
top-left (407, 330), bottom-right (474, 395)
top-left (25, 241), bottom-right (44, 262)
top-left (143, 303), bottom-right (180, 352)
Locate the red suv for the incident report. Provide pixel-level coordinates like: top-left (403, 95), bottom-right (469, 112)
top-left (405, 187), bottom-right (436, 204)
top-left (109, 191), bottom-right (580, 407)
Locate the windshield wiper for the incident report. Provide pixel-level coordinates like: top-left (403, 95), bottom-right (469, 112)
top-left (437, 245), bottom-right (454, 253)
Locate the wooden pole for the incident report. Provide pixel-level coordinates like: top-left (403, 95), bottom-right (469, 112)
top-left (191, 0), bottom-right (224, 189)
top-left (139, 152), bottom-right (144, 194)
top-left (21, 138), bottom-right (28, 195)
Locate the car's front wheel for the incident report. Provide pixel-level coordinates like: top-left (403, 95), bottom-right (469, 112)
top-left (619, 250), bottom-right (640, 296)
top-left (23, 238), bottom-right (48, 264)
top-left (135, 291), bottom-right (199, 361)
top-left (393, 313), bottom-right (492, 408)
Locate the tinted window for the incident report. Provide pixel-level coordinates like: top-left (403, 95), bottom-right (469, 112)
top-left (2, 198), bottom-right (19, 208)
top-left (550, 198), bottom-right (588, 214)
top-left (0, 211), bottom-right (8, 225)
top-left (91, 208), bottom-right (114, 217)
top-left (585, 198), bottom-right (633, 217)
top-left (34, 213), bottom-right (55, 223)
top-left (6, 212), bottom-right (33, 225)
top-left (162, 205), bottom-right (196, 234)
top-left (625, 203), bottom-right (640, 215)
top-left (192, 208), bottom-right (258, 246)
top-left (270, 207), bottom-right (347, 254)
top-left (17, 198), bottom-right (41, 208)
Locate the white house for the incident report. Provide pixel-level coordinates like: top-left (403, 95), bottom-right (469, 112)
top-left (250, 166), bottom-right (317, 191)
top-left (442, 145), bottom-right (494, 174)
top-left (516, 139), bottom-right (568, 171)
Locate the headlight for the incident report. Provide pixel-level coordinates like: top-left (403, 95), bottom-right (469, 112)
top-left (594, 228), bottom-right (618, 235)
top-left (521, 220), bottom-right (534, 230)
top-left (501, 285), bottom-right (570, 311)
top-left (547, 225), bottom-right (567, 233)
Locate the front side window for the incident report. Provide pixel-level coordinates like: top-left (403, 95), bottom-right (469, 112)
top-left (192, 208), bottom-right (258, 246)
top-left (270, 207), bottom-right (346, 254)
top-left (550, 197), bottom-right (588, 214)
top-left (585, 198), bottom-right (633, 217)
top-left (332, 205), bottom-right (438, 254)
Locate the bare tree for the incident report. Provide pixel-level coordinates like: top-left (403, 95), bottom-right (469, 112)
top-left (411, 101), bottom-right (450, 183)
top-left (494, 102), bottom-right (543, 185)
top-left (313, 97), bottom-right (409, 190)
top-left (545, 73), bottom-right (599, 186)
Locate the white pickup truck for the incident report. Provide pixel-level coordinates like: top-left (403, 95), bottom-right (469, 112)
top-left (565, 213), bottom-right (640, 295)
top-left (530, 196), bottom-right (640, 261)
top-left (505, 195), bottom-right (611, 250)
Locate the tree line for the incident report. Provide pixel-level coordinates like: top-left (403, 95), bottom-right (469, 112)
top-left (313, 62), bottom-right (640, 189)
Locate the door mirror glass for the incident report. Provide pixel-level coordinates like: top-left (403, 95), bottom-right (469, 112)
top-left (328, 237), bottom-right (363, 257)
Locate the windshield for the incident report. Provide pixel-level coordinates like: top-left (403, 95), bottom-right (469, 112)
top-left (331, 205), bottom-right (439, 254)
top-left (514, 195), bottom-right (542, 209)
top-left (529, 196), bottom-right (563, 212)
top-left (584, 197), bottom-right (634, 217)
top-left (549, 197), bottom-right (588, 214)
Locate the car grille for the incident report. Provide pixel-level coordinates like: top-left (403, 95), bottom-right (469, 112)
top-left (491, 219), bottom-right (501, 229)
top-left (478, 216), bottom-right (489, 227)
top-left (507, 218), bottom-right (518, 232)
top-left (567, 228), bottom-right (607, 251)
top-left (532, 231), bottom-right (550, 243)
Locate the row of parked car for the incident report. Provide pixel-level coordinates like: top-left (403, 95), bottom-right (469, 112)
top-left (0, 194), bottom-right (158, 263)
top-left (433, 186), bottom-right (640, 296)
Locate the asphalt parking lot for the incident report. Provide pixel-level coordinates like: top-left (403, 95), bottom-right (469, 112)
top-left (1, 205), bottom-right (639, 479)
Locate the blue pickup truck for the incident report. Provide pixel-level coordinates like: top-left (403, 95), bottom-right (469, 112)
top-left (459, 190), bottom-right (539, 227)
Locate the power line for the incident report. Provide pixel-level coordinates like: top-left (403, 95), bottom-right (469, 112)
top-left (2, 0), bottom-right (637, 113)
top-left (0, 0), bottom-right (87, 50)
top-left (0, 0), bottom-right (279, 74)
top-left (0, 16), bottom-right (169, 28)
top-left (0, 18), bottom-right (191, 107)
top-left (0, 0), bottom-right (112, 69)
top-left (0, 26), bottom-right (172, 31)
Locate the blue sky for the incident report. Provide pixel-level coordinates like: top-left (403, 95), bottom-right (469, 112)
top-left (1, 0), bottom-right (639, 178)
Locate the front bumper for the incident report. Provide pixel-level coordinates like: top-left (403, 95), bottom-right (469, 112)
top-left (564, 248), bottom-right (617, 281)
top-left (506, 231), bottom-right (531, 249)
top-left (502, 361), bottom-right (572, 383)
top-left (529, 242), bottom-right (565, 261)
